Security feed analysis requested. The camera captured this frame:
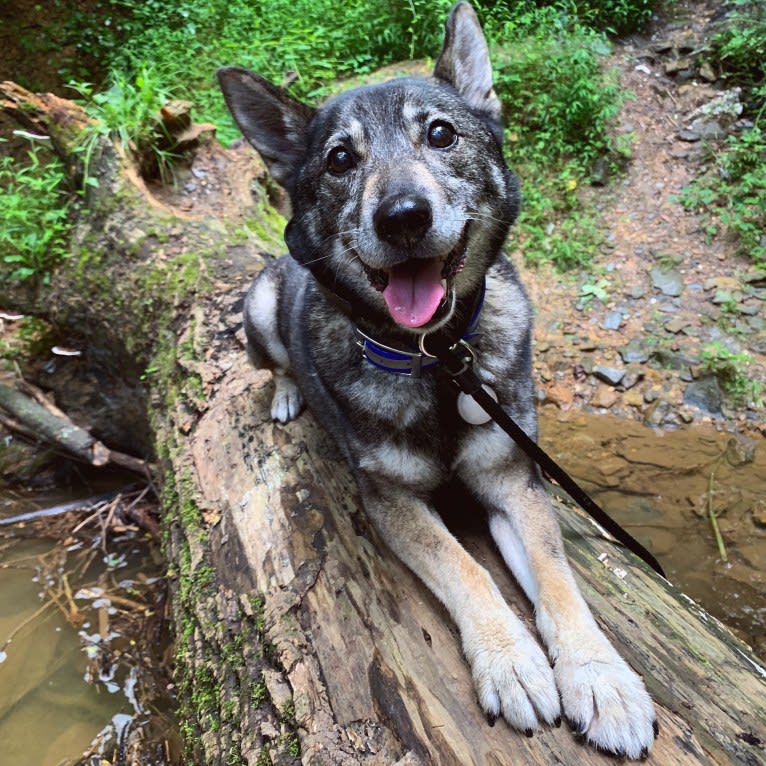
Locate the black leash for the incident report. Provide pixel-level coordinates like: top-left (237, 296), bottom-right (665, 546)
top-left (425, 335), bottom-right (667, 579)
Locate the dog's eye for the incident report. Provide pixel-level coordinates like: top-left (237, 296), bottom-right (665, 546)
top-left (327, 146), bottom-right (355, 174)
top-left (427, 121), bottom-right (458, 149)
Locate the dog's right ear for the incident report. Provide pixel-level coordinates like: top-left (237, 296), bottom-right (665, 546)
top-left (217, 67), bottom-right (315, 189)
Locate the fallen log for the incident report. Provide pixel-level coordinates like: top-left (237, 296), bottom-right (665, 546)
top-left (2, 80), bottom-right (765, 766)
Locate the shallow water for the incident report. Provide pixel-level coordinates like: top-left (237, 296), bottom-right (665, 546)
top-left (0, 487), bottom-right (160, 766)
top-left (538, 408), bottom-right (766, 658)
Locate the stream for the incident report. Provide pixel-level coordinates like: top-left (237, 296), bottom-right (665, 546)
top-left (0, 480), bottom-right (172, 766)
top-left (539, 408), bottom-right (766, 658)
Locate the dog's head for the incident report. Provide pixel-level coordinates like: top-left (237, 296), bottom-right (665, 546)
top-left (219, 2), bottom-right (518, 333)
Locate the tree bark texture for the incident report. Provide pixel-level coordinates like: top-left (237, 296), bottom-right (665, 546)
top-left (2, 82), bottom-right (765, 766)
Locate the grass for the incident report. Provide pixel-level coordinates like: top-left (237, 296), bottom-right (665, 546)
top-left (0, 141), bottom-right (72, 283)
top-left (679, 1), bottom-right (766, 268)
top-left (71, 64), bottom-right (180, 185)
top-left (700, 341), bottom-right (763, 407)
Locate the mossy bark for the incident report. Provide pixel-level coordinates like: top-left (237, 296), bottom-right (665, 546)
top-left (2, 82), bottom-right (766, 766)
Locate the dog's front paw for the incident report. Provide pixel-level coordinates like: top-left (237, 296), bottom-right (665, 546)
top-left (554, 645), bottom-right (658, 760)
top-left (271, 372), bottom-right (304, 423)
top-left (464, 617), bottom-right (561, 733)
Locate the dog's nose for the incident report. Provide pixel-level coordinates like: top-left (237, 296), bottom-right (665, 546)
top-left (374, 194), bottom-right (432, 249)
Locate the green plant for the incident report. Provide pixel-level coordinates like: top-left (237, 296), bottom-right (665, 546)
top-left (72, 64), bottom-right (179, 184)
top-left (700, 342), bottom-right (763, 406)
top-left (579, 277), bottom-right (610, 306)
top-left (0, 141), bottom-right (72, 282)
top-left (679, 123), bottom-right (766, 266)
top-left (485, 5), bottom-right (622, 165)
top-left (710, 1), bottom-right (766, 94)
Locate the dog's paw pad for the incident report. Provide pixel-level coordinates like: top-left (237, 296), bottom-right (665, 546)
top-left (271, 375), bottom-right (303, 423)
top-left (555, 651), bottom-right (657, 760)
top-left (466, 619), bottom-right (561, 733)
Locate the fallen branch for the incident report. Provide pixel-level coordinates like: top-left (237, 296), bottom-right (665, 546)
top-left (707, 463), bottom-right (728, 562)
top-left (0, 486), bottom-right (140, 527)
top-left (0, 380), bottom-right (150, 477)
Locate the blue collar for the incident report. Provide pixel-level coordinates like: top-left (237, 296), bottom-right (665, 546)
top-left (356, 281), bottom-right (485, 377)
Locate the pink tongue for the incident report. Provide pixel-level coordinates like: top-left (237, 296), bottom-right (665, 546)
top-left (382, 258), bottom-right (445, 328)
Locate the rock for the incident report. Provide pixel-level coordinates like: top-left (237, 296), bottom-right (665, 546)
top-left (665, 317), bottom-right (690, 334)
top-left (687, 88), bottom-right (743, 126)
top-left (651, 348), bottom-right (691, 371)
top-left (677, 127), bottom-right (701, 142)
top-left (602, 311), bottom-right (623, 331)
top-left (544, 384), bottom-right (574, 409)
top-left (724, 434), bottom-right (756, 466)
top-left (620, 339), bottom-right (651, 364)
top-left (590, 156), bottom-right (610, 187)
top-left (698, 61), bottom-right (717, 82)
top-left (621, 366), bottom-right (644, 390)
top-left (650, 267), bottom-right (684, 296)
top-left (593, 365), bottom-right (625, 386)
top-left (665, 58), bottom-right (692, 75)
top-left (591, 385), bottom-right (618, 409)
top-left (697, 120), bottom-right (727, 141)
top-left (684, 375), bottom-right (723, 414)
top-left (623, 388), bottom-right (645, 407)
top-left (704, 276), bottom-right (742, 291)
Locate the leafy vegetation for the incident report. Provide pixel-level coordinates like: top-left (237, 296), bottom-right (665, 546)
top-left (700, 342), bottom-right (763, 407)
top-left (5, 0), bottom-right (659, 271)
top-left (72, 64), bottom-right (179, 185)
top-left (0, 141), bottom-right (72, 282)
top-left (680, 2), bottom-right (766, 267)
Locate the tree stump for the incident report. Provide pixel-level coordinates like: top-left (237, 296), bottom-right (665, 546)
top-left (2, 81), bottom-right (765, 766)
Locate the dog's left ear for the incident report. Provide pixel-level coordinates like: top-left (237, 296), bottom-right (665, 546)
top-left (434, 3), bottom-right (502, 127)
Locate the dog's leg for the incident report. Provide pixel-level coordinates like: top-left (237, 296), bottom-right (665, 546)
top-left (243, 264), bottom-right (303, 423)
top-left (357, 466), bottom-right (561, 732)
top-left (456, 432), bottom-right (657, 759)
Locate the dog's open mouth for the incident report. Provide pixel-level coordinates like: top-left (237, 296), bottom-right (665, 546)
top-left (362, 224), bottom-right (469, 328)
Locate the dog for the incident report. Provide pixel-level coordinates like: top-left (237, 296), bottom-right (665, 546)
top-left (218, 2), bottom-right (657, 758)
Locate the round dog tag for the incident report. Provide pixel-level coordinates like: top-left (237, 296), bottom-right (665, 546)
top-left (457, 384), bottom-right (498, 425)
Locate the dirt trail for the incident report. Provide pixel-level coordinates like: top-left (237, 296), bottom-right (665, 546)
top-left (522, 1), bottom-right (765, 436)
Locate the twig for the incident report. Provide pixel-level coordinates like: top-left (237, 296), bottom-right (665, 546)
top-left (0, 485), bottom-right (141, 527)
top-left (707, 466), bottom-right (728, 563)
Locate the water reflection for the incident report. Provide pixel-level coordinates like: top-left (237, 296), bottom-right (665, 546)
top-left (0, 485), bottom-right (170, 765)
top-left (538, 408), bottom-right (766, 658)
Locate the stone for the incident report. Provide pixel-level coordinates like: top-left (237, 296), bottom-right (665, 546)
top-left (664, 317), bottom-right (690, 334)
top-left (683, 375), bottom-right (723, 414)
top-left (621, 366), bottom-right (644, 389)
top-left (650, 267), bottom-right (684, 296)
top-left (590, 156), bottom-right (610, 187)
top-left (602, 311), bottom-right (623, 331)
top-left (591, 386), bottom-right (618, 409)
top-left (712, 289), bottom-right (732, 304)
top-left (743, 268), bottom-right (766, 286)
top-left (665, 58), bottom-right (692, 75)
top-left (677, 127), bottom-right (701, 142)
top-left (593, 365), bottom-right (625, 386)
top-left (620, 339), bottom-right (650, 364)
top-left (651, 348), bottom-right (691, 371)
top-left (544, 384), bottom-right (574, 409)
top-left (623, 388), bottom-right (645, 407)
top-left (699, 61), bottom-right (717, 82)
